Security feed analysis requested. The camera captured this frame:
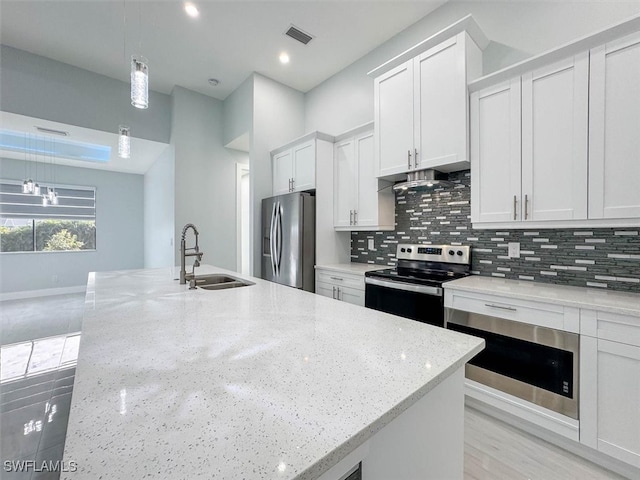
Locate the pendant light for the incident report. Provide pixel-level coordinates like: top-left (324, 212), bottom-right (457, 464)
top-left (118, 125), bottom-right (131, 158)
top-left (130, 55), bottom-right (148, 109)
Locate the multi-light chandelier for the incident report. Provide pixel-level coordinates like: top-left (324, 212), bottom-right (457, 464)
top-left (22, 135), bottom-right (58, 206)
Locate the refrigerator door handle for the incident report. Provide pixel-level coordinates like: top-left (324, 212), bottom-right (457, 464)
top-left (275, 202), bottom-right (283, 275)
top-left (270, 202), bottom-right (277, 276)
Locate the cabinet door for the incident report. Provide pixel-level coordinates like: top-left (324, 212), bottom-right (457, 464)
top-left (521, 54), bottom-right (589, 222)
top-left (292, 140), bottom-right (315, 192)
top-left (354, 132), bottom-right (379, 227)
top-left (414, 35), bottom-right (466, 170)
top-left (589, 32), bottom-right (640, 219)
top-left (338, 285), bottom-right (365, 307)
top-left (334, 138), bottom-right (356, 227)
top-left (374, 60), bottom-right (415, 177)
top-left (273, 150), bottom-right (293, 195)
top-left (581, 337), bottom-right (640, 467)
top-left (470, 78), bottom-right (522, 224)
top-left (315, 281), bottom-right (336, 299)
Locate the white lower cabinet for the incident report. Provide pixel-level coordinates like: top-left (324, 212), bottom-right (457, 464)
top-left (315, 268), bottom-right (366, 307)
top-left (446, 282), bottom-right (640, 471)
top-left (580, 310), bottom-right (640, 468)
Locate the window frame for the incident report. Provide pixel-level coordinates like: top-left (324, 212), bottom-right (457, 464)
top-left (0, 179), bottom-right (97, 254)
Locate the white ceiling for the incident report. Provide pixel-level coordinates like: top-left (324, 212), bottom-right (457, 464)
top-left (0, 0), bottom-right (447, 100)
top-left (0, 112), bottom-right (170, 175)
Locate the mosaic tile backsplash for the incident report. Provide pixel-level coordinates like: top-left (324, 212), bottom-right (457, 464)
top-left (350, 170), bottom-right (640, 293)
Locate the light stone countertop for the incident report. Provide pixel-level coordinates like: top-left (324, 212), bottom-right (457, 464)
top-left (445, 275), bottom-right (640, 317)
top-left (314, 263), bottom-right (386, 276)
top-left (62, 265), bottom-right (483, 480)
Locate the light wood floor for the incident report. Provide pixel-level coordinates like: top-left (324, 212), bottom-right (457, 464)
top-left (464, 407), bottom-right (624, 480)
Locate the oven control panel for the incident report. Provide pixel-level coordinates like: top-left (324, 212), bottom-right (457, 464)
top-left (396, 244), bottom-right (470, 265)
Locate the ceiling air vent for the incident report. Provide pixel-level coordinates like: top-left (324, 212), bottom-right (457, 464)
top-left (285, 25), bottom-right (314, 45)
top-left (35, 126), bottom-right (69, 136)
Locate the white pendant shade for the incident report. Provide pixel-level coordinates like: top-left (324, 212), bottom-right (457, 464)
top-left (118, 125), bottom-right (131, 159)
top-left (131, 55), bottom-right (149, 109)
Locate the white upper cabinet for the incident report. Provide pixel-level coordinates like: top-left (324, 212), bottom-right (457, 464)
top-left (470, 78), bottom-right (522, 223)
top-left (273, 150), bottom-right (293, 195)
top-left (470, 17), bottom-right (640, 228)
top-left (521, 54), bottom-right (589, 222)
top-left (374, 61), bottom-right (415, 177)
top-left (271, 134), bottom-right (330, 196)
top-left (334, 137), bottom-right (357, 228)
top-left (371, 20), bottom-right (487, 179)
top-left (471, 54), bottom-right (589, 227)
top-left (589, 32), bottom-right (640, 220)
top-left (414, 36), bottom-right (470, 170)
top-left (291, 140), bottom-right (316, 192)
top-left (333, 124), bottom-right (394, 231)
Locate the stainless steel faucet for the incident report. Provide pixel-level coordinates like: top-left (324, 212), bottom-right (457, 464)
top-left (180, 223), bottom-right (204, 285)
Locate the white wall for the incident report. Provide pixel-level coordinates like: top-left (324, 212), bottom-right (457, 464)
top-left (250, 74), bottom-right (305, 276)
top-left (223, 75), bottom-right (253, 148)
top-left (304, 0), bottom-right (640, 134)
top-left (171, 86), bottom-right (241, 271)
top-left (0, 45), bottom-right (171, 143)
top-left (0, 157), bottom-right (144, 293)
top-left (144, 146), bottom-right (175, 269)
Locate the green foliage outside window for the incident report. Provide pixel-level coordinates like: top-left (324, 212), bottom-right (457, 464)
top-left (0, 220), bottom-right (96, 252)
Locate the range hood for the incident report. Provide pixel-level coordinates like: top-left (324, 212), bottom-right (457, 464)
top-left (393, 169), bottom-right (454, 191)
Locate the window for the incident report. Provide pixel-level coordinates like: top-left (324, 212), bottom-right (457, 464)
top-left (0, 180), bottom-right (96, 253)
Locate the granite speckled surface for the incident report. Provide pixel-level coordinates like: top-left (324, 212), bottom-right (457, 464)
top-left (445, 276), bottom-right (640, 317)
top-left (314, 263), bottom-right (386, 276)
top-left (62, 265), bottom-right (483, 480)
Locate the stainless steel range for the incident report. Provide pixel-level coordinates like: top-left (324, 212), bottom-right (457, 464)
top-left (364, 244), bottom-right (471, 327)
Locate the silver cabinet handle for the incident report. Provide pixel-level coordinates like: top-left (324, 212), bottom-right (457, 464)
top-left (332, 286), bottom-right (336, 299)
top-left (484, 303), bottom-right (517, 312)
top-left (513, 195), bottom-right (517, 221)
top-left (407, 149), bottom-right (412, 169)
top-left (354, 210), bottom-right (357, 225)
top-left (330, 276), bottom-right (343, 281)
top-left (525, 194), bottom-right (529, 220)
top-left (414, 148), bottom-right (418, 169)
top-left (337, 287), bottom-right (341, 301)
top-left (291, 178), bottom-right (295, 191)
top-left (349, 210), bottom-right (353, 225)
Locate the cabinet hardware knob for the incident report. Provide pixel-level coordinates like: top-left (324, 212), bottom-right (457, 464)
top-left (330, 276), bottom-right (343, 281)
top-left (513, 195), bottom-right (517, 221)
top-left (525, 194), bottom-right (529, 220)
top-left (407, 149), bottom-right (412, 169)
top-left (414, 148), bottom-right (418, 169)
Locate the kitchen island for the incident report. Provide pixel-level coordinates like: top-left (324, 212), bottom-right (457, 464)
top-left (62, 266), bottom-right (483, 480)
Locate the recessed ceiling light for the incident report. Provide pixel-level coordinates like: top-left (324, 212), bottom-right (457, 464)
top-left (208, 78), bottom-right (220, 87)
top-left (279, 52), bottom-right (290, 64)
top-left (184, 3), bottom-right (199, 18)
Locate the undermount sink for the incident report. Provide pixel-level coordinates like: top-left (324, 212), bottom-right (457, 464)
top-left (191, 274), bottom-right (255, 291)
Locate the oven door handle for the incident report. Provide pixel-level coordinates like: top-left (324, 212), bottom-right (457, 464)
top-left (365, 277), bottom-right (442, 296)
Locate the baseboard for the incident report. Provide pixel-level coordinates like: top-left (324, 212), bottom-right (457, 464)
top-left (0, 285), bottom-right (86, 302)
top-left (466, 396), bottom-right (640, 480)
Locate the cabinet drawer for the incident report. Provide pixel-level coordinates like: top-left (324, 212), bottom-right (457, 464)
top-left (316, 271), bottom-right (364, 291)
top-left (445, 290), bottom-right (566, 330)
top-left (582, 309), bottom-right (640, 347)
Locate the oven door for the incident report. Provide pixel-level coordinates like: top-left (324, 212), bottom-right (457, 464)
top-left (364, 277), bottom-right (444, 327)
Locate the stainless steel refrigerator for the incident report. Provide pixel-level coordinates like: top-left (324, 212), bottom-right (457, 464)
top-left (261, 192), bottom-right (315, 292)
